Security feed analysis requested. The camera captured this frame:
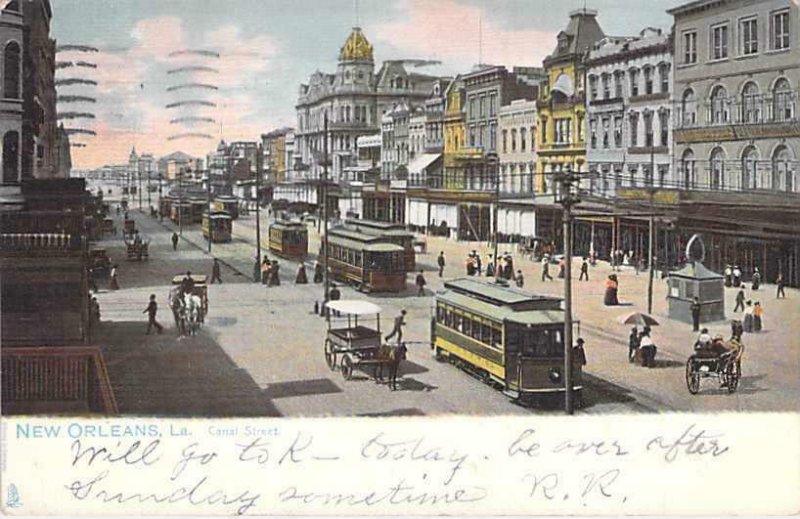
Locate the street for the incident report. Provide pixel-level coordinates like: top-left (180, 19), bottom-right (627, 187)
top-left (90, 190), bottom-right (800, 417)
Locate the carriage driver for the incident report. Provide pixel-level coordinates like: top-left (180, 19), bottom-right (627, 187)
top-left (181, 271), bottom-right (195, 294)
top-left (694, 328), bottom-right (712, 351)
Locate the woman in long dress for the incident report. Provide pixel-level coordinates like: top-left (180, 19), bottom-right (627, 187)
top-left (296, 263), bottom-right (308, 284)
top-left (743, 301), bottom-right (754, 332)
top-left (313, 261), bottom-right (323, 283)
top-left (753, 302), bottom-right (763, 332)
top-left (604, 274), bottom-right (618, 306)
top-left (109, 264), bottom-right (120, 290)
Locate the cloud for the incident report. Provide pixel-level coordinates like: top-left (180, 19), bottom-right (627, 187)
top-left (371, 0), bottom-right (556, 70)
top-left (70, 17), bottom-right (280, 169)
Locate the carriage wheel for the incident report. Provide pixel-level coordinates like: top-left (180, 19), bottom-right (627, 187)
top-left (324, 339), bottom-right (336, 370)
top-left (686, 359), bottom-right (700, 395)
top-left (341, 354), bottom-right (354, 380)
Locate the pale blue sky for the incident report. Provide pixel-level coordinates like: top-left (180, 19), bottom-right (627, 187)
top-left (50, 0), bottom-right (685, 167)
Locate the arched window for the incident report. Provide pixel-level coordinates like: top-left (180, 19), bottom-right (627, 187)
top-left (741, 82), bottom-right (760, 123)
top-left (773, 78), bottom-right (794, 122)
top-left (681, 149), bottom-right (695, 189)
top-left (682, 88), bottom-right (697, 127)
top-left (4, 42), bottom-right (21, 99)
top-left (2, 131), bottom-right (19, 184)
top-left (710, 85), bottom-right (728, 124)
top-left (741, 146), bottom-right (758, 191)
top-left (710, 147), bottom-right (725, 189)
top-left (772, 146), bottom-right (794, 192)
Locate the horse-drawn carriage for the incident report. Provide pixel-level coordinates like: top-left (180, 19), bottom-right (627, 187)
top-left (686, 337), bottom-right (744, 394)
top-left (124, 236), bottom-right (149, 261)
top-left (171, 274), bottom-right (208, 323)
top-left (323, 300), bottom-right (406, 388)
top-left (169, 275), bottom-right (209, 336)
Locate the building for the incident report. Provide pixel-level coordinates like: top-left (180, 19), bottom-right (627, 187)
top-left (536, 9), bottom-right (605, 194)
top-left (660, 0), bottom-right (800, 285)
top-left (586, 28), bottom-right (673, 198)
top-left (261, 127), bottom-right (293, 185)
top-left (0, 1), bottom-right (24, 210)
top-left (158, 150), bottom-right (199, 180)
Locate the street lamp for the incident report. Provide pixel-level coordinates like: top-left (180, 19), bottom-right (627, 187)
top-left (554, 165), bottom-right (581, 415)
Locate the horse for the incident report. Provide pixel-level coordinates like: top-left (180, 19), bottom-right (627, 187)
top-left (375, 343), bottom-right (408, 391)
top-left (168, 287), bottom-right (187, 337)
top-left (183, 293), bottom-right (203, 336)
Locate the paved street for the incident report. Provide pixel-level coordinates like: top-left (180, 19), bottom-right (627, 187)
top-left (92, 191), bottom-right (800, 416)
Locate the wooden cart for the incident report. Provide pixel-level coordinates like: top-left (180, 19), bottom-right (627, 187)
top-left (323, 300), bottom-right (392, 380)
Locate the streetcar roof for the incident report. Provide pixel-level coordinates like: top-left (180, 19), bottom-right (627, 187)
top-left (327, 300), bottom-right (382, 316)
top-left (444, 278), bottom-right (562, 308)
top-left (437, 290), bottom-right (564, 325)
top-left (270, 221), bottom-right (307, 231)
top-left (327, 235), bottom-right (404, 252)
top-left (328, 227), bottom-right (382, 242)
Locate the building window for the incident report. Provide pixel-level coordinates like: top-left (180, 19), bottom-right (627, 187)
top-left (479, 96), bottom-right (486, 118)
top-left (741, 82), bottom-right (760, 123)
top-left (555, 119), bottom-right (571, 145)
top-left (682, 88), bottom-right (697, 126)
top-left (490, 122), bottom-right (497, 150)
top-left (590, 119), bottom-right (597, 149)
top-left (682, 149), bottom-right (696, 188)
top-left (520, 128), bottom-right (527, 152)
top-left (530, 126), bottom-right (536, 151)
top-left (711, 23), bottom-right (729, 60)
top-left (629, 69), bottom-right (639, 97)
top-left (772, 145), bottom-right (794, 192)
top-left (469, 126), bottom-right (476, 147)
top-left (629, 112), bottom-right (639, 147)
top-left (773, 78), bottom-right (794, 121)
top-left (742, 146), bottom-right (758, 190)
top-left (489, 93), bottom-right (497, 116)
top-left (771, 9), bottom-right (790, 50)
top-left (502, 130), bottom-right (508, 153)
top-left (683, 30), bottom-right (698, 64)
top-left (644, 111), bottom-right (654, 147)
top-left (659, 110), bottom-right (669, 147)
top-left (601, 73), bottom-right (610, 99)
top-left (614, 71), bottom-right (624, 98)
top-left (511, 129), bottom-right (517, 152)
top-left (589, 75), bottom-right (598, 100)
top-left (740, 17), bottom-right (758, 55)
top-left (643, 67), bottom-right (653, 95)
top-left (659, 64), bottom-right (669, 94)
top-left (577, 114), bottom-right (584, 143)
top-left (614, 116), bottom-right (622, 148)
top-left (710, 147), bottom-right (725, 189)
top-left (602, 117), bottom-right (610, 148)
top-left (540, 117), bottom-right (547, 144)
top-left (710, 85), bottom-right (728, 124)
top-left (469, 98), bottom-right (476, 119)
top-left (3, 42), bottom-right (21, 99)
top-left (2, 131), bottom-right (19, 184)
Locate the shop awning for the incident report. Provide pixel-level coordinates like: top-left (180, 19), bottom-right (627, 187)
top-left (408, 153), bottom-right (441, 175)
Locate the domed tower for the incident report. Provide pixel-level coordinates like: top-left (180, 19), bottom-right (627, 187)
top-left (336, 27), bottom-right (374, 89)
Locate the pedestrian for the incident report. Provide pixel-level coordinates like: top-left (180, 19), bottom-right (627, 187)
top-left (268, 260), bottom-right (280, 287)
top-left (541, 256), bottom-right (553, 282)
top-left (579, 257), bottom-right (589, 281)
top-left (313, 260), bottom-right (324, 284)
top-left (628, 326), bottom-right (639, 363)
top-left (690, 296), bottom-right (702, 332)
top-left (574, 338), bottom-right (587, 366)
top-left (753, 301), bottom-right (763, 332)
top-left (143, 294), bottom-right (164, 335)
top-left (694, 328), bottom-right (712, 351)
top-left (724, 264), bottom-right (733, 287)
top-left (109, 264), bottom-right (120, 290)
top-left (557, 257), bottom-right (566, 279)
top-left (485, 255), bottom-right (495, 277)
top-left (504, 253), bottom-right (514, 280)
top-left (296, 263), bottom-right (308, 284)
top-left (733, 265), bottom-right (742, 287)
top-left (181, 271), bottom-right (195, 294)
top-left (253, 256), bottom-right (262, 283)
top-left (437, 251), bottom-right (445, 277)
top-left (604, 274), bottom-right (619, 306)
top-left (515, 269), bottom-right (524, 288)
top-left (776, 272), bottom-right (786, 299)
top-left (636, 256), bottom-right (645, 276)
top-left (329, 283), bottom-right (341, 301)
top-left (466, 255), bottom-right (475, 276)
top-left (734, 285), bottom-right (746, 312)
top-left (171, 232), bottom-right (179, 251)
top-left (639, 328), bottom-right (657, 367)
top-left (211, 258), bottom-right (222, 284)
top-left (414, 270), bottom-right (427, 296)
top-left (261, 258), bottom-right (271, 285)
top-left (385, 309), bottom-right (407, 344)
top-left (88, 267), bottom-right (99, 293)
top-left (743, 301), bottom-right (754, 332)
top-left (751, 267), bottom-right (761, 290)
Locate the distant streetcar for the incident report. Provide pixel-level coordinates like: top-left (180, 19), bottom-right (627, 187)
top-left (268, 221), bottom-right (308, 260)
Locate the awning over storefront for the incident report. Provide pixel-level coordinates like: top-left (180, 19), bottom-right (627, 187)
top-left (430, 202), bottom-right (458, 228)
top-left (498, 207), bottom-right (536, 236)
top-left (407, 198), bottom-right (428, 226)
top-left (408, 153), bottom-right (442, 175)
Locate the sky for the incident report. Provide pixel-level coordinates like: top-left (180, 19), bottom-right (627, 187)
top-left (51, 0), bottom-right (686, 169)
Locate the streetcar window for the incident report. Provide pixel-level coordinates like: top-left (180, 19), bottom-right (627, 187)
top-left (492, 327), bottom-right (503, 349)
top-left (445, 308), bottom-right (453, 327)
top-left (454, 314), bottom-right (463, 332)
top-left (462, 317), bottom-right (472, 337)
top-left (470, 319), bottom-right (481, 341)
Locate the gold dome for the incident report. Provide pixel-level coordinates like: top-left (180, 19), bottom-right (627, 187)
top-left (339, 27), bottom-right (373, 62)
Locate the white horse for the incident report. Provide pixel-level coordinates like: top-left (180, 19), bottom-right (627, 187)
top-left (183, 293), bottom-right (203, 336)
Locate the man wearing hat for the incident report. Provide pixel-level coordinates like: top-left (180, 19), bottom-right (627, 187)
top-left (385, 309), bottom-right (407, 344)
top-left (574, 338), bottom-right (587, 366)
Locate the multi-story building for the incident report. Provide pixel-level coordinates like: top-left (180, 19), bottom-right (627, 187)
top-left (586, 28), bottom-right (673, 198)
top-left (0, 1), bottom-right (24, 210)
top-left (536, 9), bottom-right (605, 194)
top-left (498, 99), bottom-right (537, 194)
top-left (261, 128), bottom-right (293, 185)
top-left (663, 0), bottom-right (800, 285)
top-left (423, 78), bottom-right (451, 153)
top-left (409, 111), bottom-right (426, 162)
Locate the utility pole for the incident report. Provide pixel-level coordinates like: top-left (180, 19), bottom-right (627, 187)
top-left (147, 163), bottom-right (152, 211)
top-left (179, 169), bottom-right (184, 237)
top-left (138, 166), bottom-right (143, 210)
top-left (648, 150), bottom-right (655, 315)
top-left (158, 173), bottom-right (163, 221)
top-left (323, 113), bottom-right (331, 303)
top-left (555, 166), bottom-right (581, 415)
top-left (206, 168), bottom-right (212, 254)
top-left (255, 142), bottom-right (262, 265)
top-left (489, 153), bottom-right (499, 270)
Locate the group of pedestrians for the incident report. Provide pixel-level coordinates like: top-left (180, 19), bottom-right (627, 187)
top-left (628, 326), bottom-right (657, 367)
top-left (258, 256), bottom-right (281, 287)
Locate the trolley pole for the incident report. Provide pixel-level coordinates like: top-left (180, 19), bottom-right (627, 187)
top-left (556, 166), bottom-right (580, 415)
top-left (323, 114), bottom-right (330, 303)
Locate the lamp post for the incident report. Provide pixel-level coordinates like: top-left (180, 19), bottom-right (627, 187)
top-left (206, 168), bottom-right (212, 254)
top-left (179, 168), bottom-right (185, 237)
top-left (323, 113), bottom-right (330, 303)
top-left (555, 165), bottom-right (581, 415)
top-left (255, 143), bottom-right (262, 266)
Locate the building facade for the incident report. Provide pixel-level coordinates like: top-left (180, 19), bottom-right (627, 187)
top-left (586, 28), bottom-right (674, 198)
top-left (0, 0), bottom-right (24, 209)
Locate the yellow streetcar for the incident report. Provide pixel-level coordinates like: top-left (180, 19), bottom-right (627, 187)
top-left (202, 210), bottom-right (232, 242)
top-left (432, 278), bottom-right (583, 406)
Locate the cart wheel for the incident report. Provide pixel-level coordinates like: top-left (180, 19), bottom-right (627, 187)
top-left (324, 339), bottom-right (336, 370)
top-left (686, 358), bottom-right (700, 395)
top-left (341, 354), bottom-right (354, 380)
